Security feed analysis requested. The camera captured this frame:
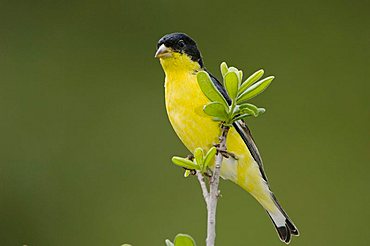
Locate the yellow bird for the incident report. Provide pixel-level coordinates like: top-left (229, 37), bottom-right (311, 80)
top-left (155, 33), bottom-right (299, 244)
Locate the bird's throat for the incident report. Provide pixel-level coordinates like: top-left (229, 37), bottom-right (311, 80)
top-left (159, 52), bottom-right (201, 79)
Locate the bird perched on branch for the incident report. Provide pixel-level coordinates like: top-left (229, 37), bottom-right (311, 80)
top-left (155, 32), bottom-right (299, 244)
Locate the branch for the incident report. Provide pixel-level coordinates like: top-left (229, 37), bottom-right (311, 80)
top-left (196, 171), bottom-right (209, 204)
top-left (206, 124), bottom-right (230, 246)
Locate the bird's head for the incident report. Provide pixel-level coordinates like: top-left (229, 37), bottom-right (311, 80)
top-left (155, 33), bottom-right (203, 72)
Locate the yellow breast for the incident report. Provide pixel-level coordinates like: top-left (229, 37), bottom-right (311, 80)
top-left (165, 70), bottom-right (220, 152)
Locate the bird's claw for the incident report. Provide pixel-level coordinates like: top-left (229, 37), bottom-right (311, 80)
top-left (213, 143), bottom-right (220, 148)
top-left (212, 144), bottom-right (238, 160)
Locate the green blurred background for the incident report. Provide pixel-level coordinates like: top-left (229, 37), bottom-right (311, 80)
top-left (0, 0), bottom-right (369, 245)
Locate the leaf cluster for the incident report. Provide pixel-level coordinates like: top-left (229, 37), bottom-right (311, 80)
top-left (172, 147), bottom-right (217, 177)
top-left (197, 62), bottom-right (274, 125)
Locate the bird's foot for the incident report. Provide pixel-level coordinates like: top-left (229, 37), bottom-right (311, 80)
top-left (212, 144), bottom-right (239, 160)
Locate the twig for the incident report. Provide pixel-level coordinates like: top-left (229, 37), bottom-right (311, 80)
top-left (196, 171), bottom-right (209, 204)
top-left (206, 124), bottom-right (230, 246)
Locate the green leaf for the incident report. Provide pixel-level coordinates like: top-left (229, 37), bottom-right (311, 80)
top-left (224, 72), bottom-right (239, 100)
top-left (171, 157), bottom-right (199, 170)
top-left (165, 239), bottom-right (174, 246)
top-left (184, 170), bottom-right (191, 177)
top-left (258, 108), bottom-right (266, 114)
top-left (233, 113), bottom-right (251, 121)
top-left (228, 66), bottom-right (239, 73)
top-left (236, 107), bottom-right (254, 116)
top-left (174, 234), bottom-right (196, 246)
top-left (239, 103), bottom-right (259, 116)
top-left (237, 76), bottom-right (274, 103)
top-left (241, 108), bottom-right (256, 117)
top-left (239, 104), bottom-right (266, 117)
top-left (203, 102), bottom-right (228, 119)
top-left (204, 147), bottom-right (217, 170)
top-left (238, 70), bottom-right (243, 84)
top-left (197, 71), bottom-right (228, 107)
top-left (194, 147), bottom-right (204, 169)
top-left (239, 69), bottom-right (264, 93)
top-left (220, 62), bottom-right (228, 77)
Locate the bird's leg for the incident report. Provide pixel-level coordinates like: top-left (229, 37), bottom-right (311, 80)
top-left (212, 143), bottom-right (239, 160)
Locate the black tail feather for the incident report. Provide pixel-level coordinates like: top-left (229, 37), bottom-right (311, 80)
top-left (266, 195), bottom-right (299, 244)
top-left (267, 211), bottom-right (298, 244)
top-left (286, 217), bottom-right (299, 236)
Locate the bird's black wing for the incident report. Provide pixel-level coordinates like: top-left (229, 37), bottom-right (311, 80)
top-left (206, 69), bottom-right (268, 182)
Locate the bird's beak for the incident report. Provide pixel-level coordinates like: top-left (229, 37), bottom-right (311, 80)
top-left (155, 44), bottom-right (172, 58)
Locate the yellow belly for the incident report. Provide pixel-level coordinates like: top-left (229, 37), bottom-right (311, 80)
top-left (164, 70), bottom-right (276, 212)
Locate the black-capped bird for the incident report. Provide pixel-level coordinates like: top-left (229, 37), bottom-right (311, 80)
top-left (155, 33), bottom-right (299, 244)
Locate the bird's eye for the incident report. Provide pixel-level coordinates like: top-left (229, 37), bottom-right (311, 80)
top-left (178, 40), bottom-right (185, 48)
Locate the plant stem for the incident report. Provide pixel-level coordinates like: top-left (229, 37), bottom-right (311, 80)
top-left (196, 171), bottom-right (209, 204)
top-left (206, 124), bottom-right (230, 246)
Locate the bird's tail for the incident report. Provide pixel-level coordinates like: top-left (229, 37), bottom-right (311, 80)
top-left (266, 194), bottom-right (299, 244)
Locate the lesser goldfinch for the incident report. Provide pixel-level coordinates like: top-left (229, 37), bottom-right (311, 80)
top-left (155, 33), bottom-right (299, 244)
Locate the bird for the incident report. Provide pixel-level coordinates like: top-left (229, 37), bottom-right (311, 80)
top-left (155, 32), bottom-right (299, 244)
